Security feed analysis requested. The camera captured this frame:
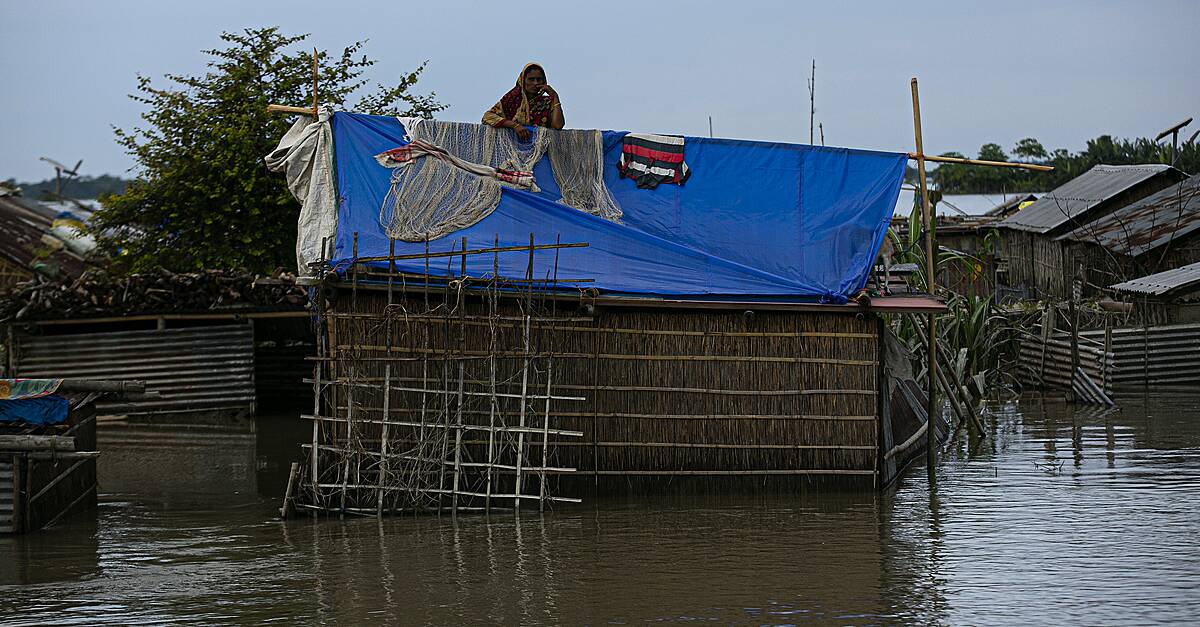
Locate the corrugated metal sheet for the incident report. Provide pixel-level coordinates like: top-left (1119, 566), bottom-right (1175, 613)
top-left (998, 165), bottom-right (1180, 234)
top-left (1080, 323), bottom-right (1200, 388)
top-left (1110, 261), bottom-right (1200, 297)
top-left (1058, 176), bottom-right (1200, 257)
top-left (1017, 333), bottom-right (1111, 394)
top-left (16, 324), bottom-right (255, 416)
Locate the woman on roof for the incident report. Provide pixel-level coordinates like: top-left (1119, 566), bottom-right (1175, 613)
top-left (482, 63), bottom-right (564, 142)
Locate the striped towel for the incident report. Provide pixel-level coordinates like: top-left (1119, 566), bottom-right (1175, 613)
top-left (617, 133), bottom-right (691, 189)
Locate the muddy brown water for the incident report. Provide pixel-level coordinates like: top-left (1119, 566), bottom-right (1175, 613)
top-left (2, 396), bottom-right (1199, 625)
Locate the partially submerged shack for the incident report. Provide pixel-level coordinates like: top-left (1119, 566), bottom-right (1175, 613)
top-left (996, 164), bottom-right (1186, 300)
top-left (0, 379), bottom-right (122, 534)
top-left (270, 113), bottom-right (944, 514)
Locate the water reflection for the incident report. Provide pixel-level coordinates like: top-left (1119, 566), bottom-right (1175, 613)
top-left (1, 396), bottom-right (1198, 625)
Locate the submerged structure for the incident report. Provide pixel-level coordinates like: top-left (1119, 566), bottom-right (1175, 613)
top-left (1, 379), bottom-right (105, 534)
top-left (270, 113), bottom-right (943, 514)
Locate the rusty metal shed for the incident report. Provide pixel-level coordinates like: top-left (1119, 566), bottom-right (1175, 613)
top-left (1058, 176), bottom-right (1200, 258)
top-left (998, 164), bottom-right (1184, 236)
top-left (995, 165), bottom-right (1187, 301)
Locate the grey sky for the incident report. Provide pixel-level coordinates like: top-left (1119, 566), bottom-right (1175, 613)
top-left (2, 0), bottom-right (1197, 182)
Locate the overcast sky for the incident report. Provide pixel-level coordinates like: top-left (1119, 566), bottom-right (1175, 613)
top-left (2, 0), bottom-right (1197, 182)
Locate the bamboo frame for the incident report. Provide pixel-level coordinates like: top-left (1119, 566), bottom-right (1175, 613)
top-left (300, 235), bottom-right (584, 515)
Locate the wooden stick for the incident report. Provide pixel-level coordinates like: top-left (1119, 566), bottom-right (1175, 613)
top-left (513, 234), bottom-right (535, 509)
top-left (301, 414), bottom-right (584, 437)
top-left (59, 379), bottom-right (146, 393)
top-left (23, 451), bottom-right (100, 460)
top-left (333, 344), bottom-right (876, 366)
top-left (569, 469), bottom-right (876, 477)
top-left (450, 237), bottom-right (467, 513)
top-left (0, 436), bottom-right (75, 451)
top-left (313, 483), bottom-right (581, 503)
top-left (486, 235), bottom-right (500, 512)
top-left (885, 420), bottom-right (928, 460)
top-left (540, 235), bottom-right (560, 511)
top-left (352, 241), bottom-right (586, 264)
top-left (267, 104), bottom-right (316, 116)
top-left (322, 408), bottom-right (874, 422)
top-left (314, 379), bottom-right (584, 401)
top-left (318, 376), bottom-right (869, 398)
top-left (311, 47), bottom-right (319, 118)
top-left (911, 77), bottom-right (938, 474)
top-left (320, 314), bottom-right (871, 339)
top-left (28, 458), bottom-right (89, 504)
top-left (907, 152), bottom-right (1054, 171)
top-left (280, 461), bottom-right (300, 518)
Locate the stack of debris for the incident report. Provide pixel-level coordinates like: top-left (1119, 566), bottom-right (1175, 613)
top-left (0, 268), bottom-right (307, 321)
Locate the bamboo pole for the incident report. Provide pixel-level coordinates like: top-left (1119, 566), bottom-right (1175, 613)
top-left (267, 104), bottom-right (316, 116)
top-left (486, 236), bottom-right (500, 513)
top-left (311, 47), bottom-right (319, 117)
top-left (906, 153), bottom-right (1054, 171)
top-left (450, 237), bottom-right (468, 513)
top-left (352, 241), bottom-right (586, 264)
top-left (539, 235), bottom-right (560, 511)
top-left (513, 234), bottom-right (535, 509)
top-left (0, 436), bottom-right (75, 451)
top-left (375, 238), bottom-right (397, 515)
top-left (911, 77), bottom-right (938, 476)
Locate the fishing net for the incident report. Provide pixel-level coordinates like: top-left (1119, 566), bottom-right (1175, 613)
top-left (546, 129), bottom-right (623, 222)
top-left (379, 121), bottom-right (621, 242)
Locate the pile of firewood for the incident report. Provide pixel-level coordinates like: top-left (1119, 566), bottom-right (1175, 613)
top-left (0, 268), bottom-right (308, 321)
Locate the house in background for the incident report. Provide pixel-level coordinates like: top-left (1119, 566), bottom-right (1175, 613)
top-left (1057, 175), bottom-right (1200, 305)
top-left (0, 185), bottom-right (93, 291)
top-left (995, 164), bottom-right (1186, 301)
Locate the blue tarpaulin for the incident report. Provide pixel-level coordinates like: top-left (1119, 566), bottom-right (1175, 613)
top-left (0, 396), bottom-right (69, 426)
top-left (329, 113), bottom-right (906, 303)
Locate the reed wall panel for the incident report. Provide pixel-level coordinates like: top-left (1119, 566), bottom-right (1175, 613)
top-left (319, 289), bottom-right (881, 499)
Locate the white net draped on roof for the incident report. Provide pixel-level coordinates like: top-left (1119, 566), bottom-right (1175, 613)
top-left (378, 121), bottom-right (621, 242)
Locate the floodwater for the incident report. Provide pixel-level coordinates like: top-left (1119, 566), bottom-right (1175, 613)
top-left (2, 397), bottom-right (1199, 625)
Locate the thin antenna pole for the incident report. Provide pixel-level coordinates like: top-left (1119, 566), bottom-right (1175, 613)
top-left (809, 59), bottom-right (816, 145)
top-left (819, 123), bottom-right (825, 146)
top-left (708, 116), bottom-right (713, 138)
top-left (911, 77), bottom-right (937, 480)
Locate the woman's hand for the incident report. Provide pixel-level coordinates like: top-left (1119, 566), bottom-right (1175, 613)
top-left (540, 84), bottom-right (558, 101)
top-left (511, 123), bottom-right (531, 142)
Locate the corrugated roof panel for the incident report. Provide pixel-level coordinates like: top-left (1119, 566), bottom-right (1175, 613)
top-left (1058, 176), bottom-right (1200, 257)
top-left (16, 325), bottom-right (256, 416)
top-left (998, 164), bottom-right (1179, 234)
top-left (1110, 260), bottom-right (1200, 297)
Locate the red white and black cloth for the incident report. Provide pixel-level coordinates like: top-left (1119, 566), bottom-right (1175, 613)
top-left (617, 133), bottom-right (691, 189)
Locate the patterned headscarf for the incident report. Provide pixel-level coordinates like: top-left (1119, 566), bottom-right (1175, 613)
top-left (497, 62), bottom-right (554, 127)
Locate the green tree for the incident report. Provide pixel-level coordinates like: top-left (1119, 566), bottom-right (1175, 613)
top-left (92, 27), bottom-right (445, 273)
top-left (1013, 137), bottom-right (1047, 161)
top-left (977, 143), bottom-right (1008, 162)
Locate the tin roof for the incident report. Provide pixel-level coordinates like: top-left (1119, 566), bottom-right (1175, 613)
top-left (1058, 176), bottom-right (1200, 257)
top-left (1110, 260), bottom-right (1200, 298)
top-left (998, 164), bottom-right (1181, 234)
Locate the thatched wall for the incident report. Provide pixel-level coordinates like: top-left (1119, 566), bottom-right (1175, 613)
top-left (309, 288), bottom-right (883, 507)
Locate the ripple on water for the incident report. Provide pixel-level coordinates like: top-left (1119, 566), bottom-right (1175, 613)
top-left (2, 396), bottom-right (1199, 625)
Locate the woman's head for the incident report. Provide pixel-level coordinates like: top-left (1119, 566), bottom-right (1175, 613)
top-left (521, 63), bottom-right (546, 96)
